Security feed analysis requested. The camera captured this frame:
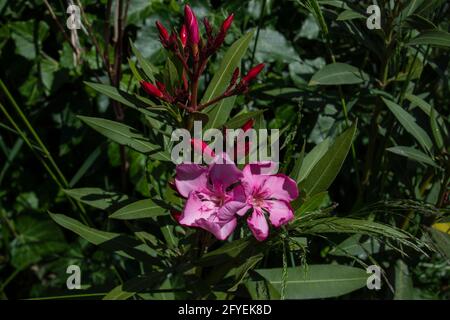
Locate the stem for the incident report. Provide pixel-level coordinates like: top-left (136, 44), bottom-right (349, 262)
top-left (0, 81), bottom-right (90, 225)
top-left (322, 27), bottom-right (361, 197)
top-left (197, 91), bottom-right (231, 111)
top-left (250, 0), bottom-right (266, 66)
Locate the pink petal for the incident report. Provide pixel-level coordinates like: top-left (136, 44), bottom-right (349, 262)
top-left (175, 163), bottom-right (208, 198)
top-left (236, 204), bottom-right (252, 216)
top-left (231, 184), bottom-right (246, 203)
top-left (178, 191), bottom-right (216, 226)
top-left (209, 153), bottom-right (243, 189)
top-left (261, 174), bottom-right (298, 202)
top-left (218, 200), bottom-right (246, 221)
top-left (241, 162), bottom-right (277, 195)
top-left (247, 209), bottom-right (269, 241)
top-left (196, 218), bottom-right (237, 240)
top-left (265, 200), bottom-right (294, 228)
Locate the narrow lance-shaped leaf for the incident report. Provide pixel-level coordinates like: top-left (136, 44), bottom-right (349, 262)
top-left (408, 30), bottom-right (450, 48)
top-left (256, 264), bottom-right (368, 299)
top-left (78, 116), bottom-right (170, 160)
top-left (300, 121), bottom-right (357, 196)
top-left (387, 146), bottom-right (441, 169)
top-left (309, 63), bottom-right (369, 86)
top-left (382, 97), bottom-right (433, 153)
top-left (64, 187), bottom-right (129, 211)
top-left (405, 93), bottom-right (448, 136)
top-left (84, 82), bottom-right (164, 115)
top-left (394, 260), bottom-right (415, 300)
top-left (130, 41), bottom-right (156, 82)
top-left (202, 30), bottom-right (255, 129)
top-left (110, 199), bottom-right (169, 220)
top-left (49, 212), bottom-right (160, 264)
top-left (430, 107), bottom-right (444, 150)
top-left (296, 137), bottom-right (331, 183)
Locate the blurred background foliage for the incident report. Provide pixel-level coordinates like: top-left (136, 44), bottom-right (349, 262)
top-left (0, 0), bottom-right (449, 299)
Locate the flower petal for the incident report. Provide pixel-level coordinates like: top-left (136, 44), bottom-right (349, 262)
top-left (179, 191), bottom-right (216, 226)
top-left (196, 218), bottom-right (237, 240)
top-left (261, 174), bottom-right (298, 202)
top-left (247, 209), bottom-right (269, 241)
top-left (209, 153), bottom-right (243, 189)
top-left (175, 163), bottom-right (208, 198)
top-left (265, 200), bottom-right (294, 228)
top-left (218, 200), bottom-right (246, 221)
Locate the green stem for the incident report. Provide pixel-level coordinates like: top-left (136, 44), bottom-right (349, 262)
top-left (0, 80), bottom-right (89, 224)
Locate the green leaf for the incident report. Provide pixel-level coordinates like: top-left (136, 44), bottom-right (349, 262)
top-left (297, 138), bottom-right (331, 183)
top-left (110, 199), bottom-right (168, 220)
top-left (289, 142), bottom-right (305, 184)
top-left (64, 187), bottom-right (129, 211)
top-left (296, 192), bottom-right (328, 216)
top-left (78, 116), bottom-right (167, 158)
top-left (197, 238), bottom-right (258, 267)
top-left (394, 260), bottom-right (415, 300)
top-left (430, 107), bottom-right (444, 150)
top-left (429, 228), bottom-right (450, 260)
top-left (309, 63), bottom-right (368, 86)
top-left (382, 97), bottom-right (432, 153)
top-left (49, 212), bottom-right (118, 245)
top-left (11, 216), bottom-right (67, 269)
top-left (387, 146), bottom-right (440, 168)
top-left (336, 9), bottom-right (365, 21)
top-left (294, 218), bottom-right (419, 252)
top-left (405, 93), bottom-right (448, 136)
top-left (300, 122), bottom-right (357, 196)
top-left (224, 110), bottom-right (265, 129)
top-left (202, 30), bottom-right (254, 129)
top-left (256, 264), bottom-right (368, 299)
top-left (330, 235), bottom-right (381, 259)
top-left (104, 273), bottom-right (165, 300)
top-left (408, 30), bottom-right (450, 47)
top-left (130, 41), bottom-right (156, 82)
top-left (49, 212), bottom-right (160, 263)
top-left (85, 82), bottom-right (164, 115)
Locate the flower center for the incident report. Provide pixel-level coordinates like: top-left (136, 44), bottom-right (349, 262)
top-left (250, 194), bottom-right (265, 208)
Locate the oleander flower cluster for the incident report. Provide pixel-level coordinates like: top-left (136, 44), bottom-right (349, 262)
top-left (173, 154), bottom-right (299, 241)
top-left (139, 5), bottom-right (264, 112)
top-left (138, 5), bottom-right (299, 241)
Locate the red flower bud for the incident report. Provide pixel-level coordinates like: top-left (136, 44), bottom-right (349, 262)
top-left (140, 81), bottom-right (164, 98)
top-left (230, 68), bottom-right (240, 86)
top-left (242, 63), bottom-right (265, 83)
top-left (156, 21), bottom-right (170, 44)
top-left (180, 24), bottom-right (187, 48)
top-left (221, 14), bottom-right (234, 34)
top-left (171, 210), bottom-right (182, 222)
top-left (241, 119), bottom-right (255, 132)
top-left (184, 5), bottom-right (200, 45)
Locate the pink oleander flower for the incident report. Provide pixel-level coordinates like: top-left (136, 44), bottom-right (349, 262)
top-left (237, 162), bottom-right (299, 241)
top-left (175, 153), bottom-right (245, 240)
